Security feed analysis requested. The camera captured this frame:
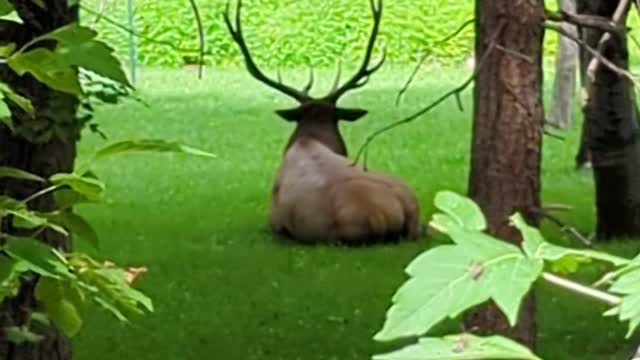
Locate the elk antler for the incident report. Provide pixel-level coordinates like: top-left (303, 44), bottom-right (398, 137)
top-left (323, 0), bottom-right (386, 103)
top-left (223, 0), bottom-right (314, 102)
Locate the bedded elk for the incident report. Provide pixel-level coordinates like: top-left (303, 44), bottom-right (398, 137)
top-left (224, 0), bottom-right (422, 244)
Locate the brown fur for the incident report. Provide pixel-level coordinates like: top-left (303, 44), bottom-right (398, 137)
top-left (269, 134), bottom-right (421, 245)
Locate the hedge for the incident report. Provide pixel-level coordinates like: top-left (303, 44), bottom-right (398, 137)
top-left (82, 0), bottom-right (640, 69)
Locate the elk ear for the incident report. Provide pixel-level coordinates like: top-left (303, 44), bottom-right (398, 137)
top-left (275, 107), bottom-right (303, 122)
top-left (337, 108), bottom-right (368, 122)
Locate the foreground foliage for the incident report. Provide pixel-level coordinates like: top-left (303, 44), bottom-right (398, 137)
top-left (375, 191), bottom-right (640, 359)
top-left (0, 0), bottom-right (215, 345)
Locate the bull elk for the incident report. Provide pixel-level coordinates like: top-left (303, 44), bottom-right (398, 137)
top-left (224, 0), bottom-right (422, 245)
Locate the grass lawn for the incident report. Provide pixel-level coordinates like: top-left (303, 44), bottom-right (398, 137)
top-left (71, 65), bottom-right (640, 359)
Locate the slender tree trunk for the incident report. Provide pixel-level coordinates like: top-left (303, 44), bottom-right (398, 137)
top-left (575, 0), bottom-right (593, 168)
top-left (549, 0), bottom-right (579, 130)
top-left (581, 0), bottom-right (640, 240)
top-left (465, 0), bottom-right (545, 349)
top-left (0, 1), bottom-right (79, 359)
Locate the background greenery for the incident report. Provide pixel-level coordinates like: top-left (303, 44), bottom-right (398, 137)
top-left (80, 0), bottom-right (640, 69)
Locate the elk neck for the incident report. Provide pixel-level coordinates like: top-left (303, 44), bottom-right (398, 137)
top-left (285, 120), bottom-right (348, 156)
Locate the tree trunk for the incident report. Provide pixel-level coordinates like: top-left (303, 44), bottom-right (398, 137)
top-left (575, 0), bottom-right (593, 168)
top-left (465, 0), bottom-right (545, 349)
top-left (580, 0), bottom-right (640, 240)
top-left (0, 1), bottom-right (79, 359)
top-left (549, 0), bottom-right (579, 130)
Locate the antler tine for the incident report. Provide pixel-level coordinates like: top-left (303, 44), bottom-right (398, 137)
top-left (223, 0), bottom-right (311, 102)
top-left (323, 0), bottom-right (384, 102)
top-left (302, 65), bottom-right (315, 95)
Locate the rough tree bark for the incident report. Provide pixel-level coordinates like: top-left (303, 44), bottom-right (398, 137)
top-left (0, 1), bottom-right (79, 359)
top-left (580, 0), bottom-right (640, 240)
top-left (549, 0), bottom-right (579, 130)
top-left (465, 0), bottom-right (545, 349)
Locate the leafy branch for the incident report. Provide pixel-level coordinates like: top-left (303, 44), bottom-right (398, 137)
top-left (0, 138), bottom-right (216, 341)
top-left (373, 191), bottom-right (640, 359)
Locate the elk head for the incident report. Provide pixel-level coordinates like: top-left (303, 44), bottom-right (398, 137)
top-left (223, 0), bottom-right (386, 156)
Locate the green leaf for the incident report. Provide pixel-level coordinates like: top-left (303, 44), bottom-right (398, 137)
top-left (0, 195), bottom-right (24, 213)
top-left (30, 312), bottom-right (51, 326)
top-left (50, 173), bottom-right (105, 201)
top-left (483, 257), bottom-right (543, 326)
top-left (608, 268), bottom-right (640, 338)
top-left (5, 326), bottom-right (45, 344)
top-left (5, 237), bottom-right (66, 278)
top-left (6, 208), bottom-right (68, 236)
top-left (0, 43), bottom-right (16, 57)
top-left (0, 82), bottom-right (34, 115)
top-left (0, 256), bottom-right (23, 302)
top-left (433, 191), bottom-right (486, 231)
top-left (48, 211), bottom-right (99, 248)
top-left (0, 113), bottom-right (11, 130)
top-left (39, 23), bottom-right (131, 87)
top-left (0, 256), bottom-right (16, 283)
top-left (60, 40), bottom-right (131, 88)
top-left (30, 0), bottom-right (46, 9)
top-left (40, 22), bottom-right (96, 44)
top-left (35, 278), bottom-right (83, 338)
top-left (374, 240), bottom-right (542, 341)
top-left (511, 214), bottom-right (629, 266)
top-left (0, 0), bottom-right (14, 16)
top-left (8, 48), bottom-right (81, 95)
top-left (54, 188), bottom-right (95, 210)
top-left (431, 213), bottom-right (520, 258)
top-left (0, 166), bottom-right (44, 182)
top-left (94, 139), bottom-right (217, 160)
top-left (373, 334), bottom-right (543, 360)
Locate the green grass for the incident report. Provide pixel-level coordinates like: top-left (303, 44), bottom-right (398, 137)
top-left (71, 66), bottom-right (640, 360)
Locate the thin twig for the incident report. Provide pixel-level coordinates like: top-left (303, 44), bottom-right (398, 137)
top-left (543, 272), bottom-right (621, 306)
top-left (544, 22), bottom-right (636, 84)
top-left (544, 203), bottom-right (573, 212)
top-left (539, 210), bottom-right (593, 247)
top-left (630, 33), bottom-right (640, 52)
top-left (396, 18), bottom-right (475, 105)
top-left (585, 0), bottom-right (632, 85)
top-left (544, 129), bottom-right (566, 141)
top-left (92, 0), bottom-right (109, 25)
top-left (187, 0), bottom-right (206, 79)
top-left (80, 4), bottom-right (211, 57)
top-left (495, 44), bottom-right (534, 63)
top-left (544, 9), bottom-right (622, 34)
top-left (354, 21), bottom-right (505, 165)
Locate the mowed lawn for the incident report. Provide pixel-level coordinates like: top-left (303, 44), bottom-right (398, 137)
top-left (71, 66), bottom-right (640, 360)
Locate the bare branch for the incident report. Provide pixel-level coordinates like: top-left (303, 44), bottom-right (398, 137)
top-left (536, 209), bottom-right (594, 247)
top-left (544, 129), bottom-right (566, 141)
top-left (396, 18), bottom-right (475, 105)
top-left (585, 0), bottom-right (632, 86)
top-left (188, 0), bottom-right (206, 79)
top-left (354, 21), bottom-right (506, 165)
top-left (80, 4), bottom-right (210, 57)
top-left (495, 44), bottom-right (534, 63)
top-left (544, 22), bottom-right (636, 84)
top-left (544, 9), bottom-right (622, 34)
